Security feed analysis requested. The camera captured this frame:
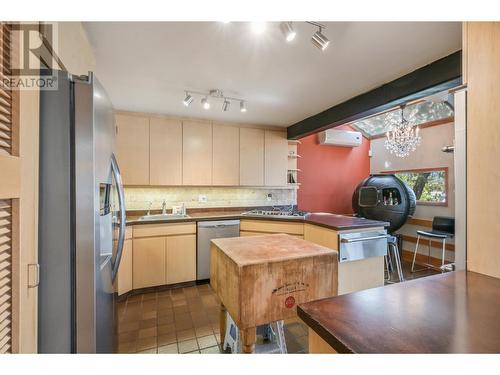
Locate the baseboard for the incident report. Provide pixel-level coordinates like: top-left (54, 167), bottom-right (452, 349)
top-left (401, 249), bottom-right (452, 269)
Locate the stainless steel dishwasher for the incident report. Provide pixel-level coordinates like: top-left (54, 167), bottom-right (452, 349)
top-left (197, 220), bottom-right (240, 281)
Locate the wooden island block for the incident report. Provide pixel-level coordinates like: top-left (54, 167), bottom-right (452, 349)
top-left (210, 234), bottom-right (338, 352)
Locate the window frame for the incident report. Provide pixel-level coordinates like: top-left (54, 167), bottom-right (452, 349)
top-left (382, 167), bottom-right (449, 207)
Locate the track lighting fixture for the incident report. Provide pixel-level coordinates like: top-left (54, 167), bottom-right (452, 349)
top-left (183, 93), bottom-right (193, 107)
top-left (201, 97), bottom-right (210, 110)
top-left (280, 22), bottom-right (296, 42)
top-left (182, 89), bottom-right (247, 113)
top-left (311, 26), bottom-right (329, 51)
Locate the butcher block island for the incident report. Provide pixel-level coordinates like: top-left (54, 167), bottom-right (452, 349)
top-left (210, 233), bottom-right (338, 353)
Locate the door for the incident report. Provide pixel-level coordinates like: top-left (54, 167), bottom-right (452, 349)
top-left (133, 237), bottom-right (165, 289)
top-left (182, 120), bottom-right (213, 185)
top-left (264, 130), bottom-right (288, 186)
top-left (150, 118), bottom-right (182, 185)
top-left (212, 123), bottom-right (240, 185)
top-left (166, 235), bottom-right (196, 284)
top-left (0, 22), bottom-right (39, 353)
top-left (115, 114), bottom-right (150, 185)
top-left (240, 128), bottom-right (264, 186)
top-left (116, 238), bottom-right (133, 296)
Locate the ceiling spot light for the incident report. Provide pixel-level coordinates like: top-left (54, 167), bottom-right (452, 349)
top-left (183, 93), bottom-right (193, 107)
top-left (280, 22), bottom-right (296, 42)
top-left (201, 97), bottom-right (210, 110)
top-left (222, 99), bottom-right (230, 112)
top-left (240, 101), bottom-right (247, 113)
top-left (311, 27), bottom-right (329, 51)
top-left (251, 22), bottom-right (266, 35)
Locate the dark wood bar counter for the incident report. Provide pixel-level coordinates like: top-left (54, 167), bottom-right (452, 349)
top-left (298, 271), bottom-right (500, 353)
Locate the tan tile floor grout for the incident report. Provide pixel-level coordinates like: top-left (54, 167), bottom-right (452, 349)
top-left (117, 261), bottom-right (432, 354)
top-left (116, 283), bottom-right (309, 354)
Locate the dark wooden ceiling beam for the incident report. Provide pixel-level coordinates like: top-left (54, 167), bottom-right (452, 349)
top-left (287, 50), bottom-right (462, 140)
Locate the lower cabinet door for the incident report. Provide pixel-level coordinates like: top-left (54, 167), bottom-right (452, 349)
top-left (133, 237), bottom-right (166, 289)
top-left (117, 239), bottom-right (133, 295)
top-left (166, 234), bottom-right (196, 284)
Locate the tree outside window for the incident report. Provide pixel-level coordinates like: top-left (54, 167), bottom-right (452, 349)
top-left (384, 168), bottom-right (448, 206)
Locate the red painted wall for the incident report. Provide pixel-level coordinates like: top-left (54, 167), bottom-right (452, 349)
top-left (297, 126), bottom-right (371, 214)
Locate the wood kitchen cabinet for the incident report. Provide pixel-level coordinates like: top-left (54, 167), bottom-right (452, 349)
top-left (115, 114), bottom-right (150, 185)
top-left (240, 128), bottom-right (265, 186)
top-left (239, 219), bottom-right (304, 238)
top-left (264, 130), bottom-right (288, 186)
top-left (150, 117), bottom-right (182, 185)
top-left (132, 223), bottom-right (197, 289)
top-left (183, 120), bottom-right (213, 185)
top-left (166, 234), bottom-right (196, 284)
top-left (117, 239), bottom-right (133, 295)
top-left (132, 237), bottom-right (166, 289)
top-left (212, 123), bottom-right (240, 185)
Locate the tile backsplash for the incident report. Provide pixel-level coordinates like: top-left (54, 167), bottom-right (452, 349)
top-left (124, 187), bottom-right (297, 211)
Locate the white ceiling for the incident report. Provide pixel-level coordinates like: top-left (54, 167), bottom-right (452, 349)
top-left (83, 22), bottom-right (461, 127)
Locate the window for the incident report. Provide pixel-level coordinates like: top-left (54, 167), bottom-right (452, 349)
top-left (384, 168), bottom-right (448, 206)
top-left (350, 97), bottom-right (454, 138)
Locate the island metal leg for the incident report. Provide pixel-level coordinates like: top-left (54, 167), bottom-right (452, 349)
top-left (240, 327), bottom-right (256, 353)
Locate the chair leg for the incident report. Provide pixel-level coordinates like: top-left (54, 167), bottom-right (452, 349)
top-left (385, 255), bottom-right (391, 281)
top-left (411, 235), bottom-right (420, 272)
top-left (392, 243), bottom-right (404, 282)
top-left (441, 239), bottom-right (446, 271)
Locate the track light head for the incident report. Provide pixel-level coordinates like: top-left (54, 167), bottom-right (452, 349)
top-left (280, 22), bottom-right (296, 42)
top-left (240, 101), bottom-right (247, 113)
top-left (201, 97), bottom-right (210, 110)
top-left (183, 93), bottom-right (194, 107)
top-left (311, 28), bottom-right (329, 51)
top-left (222, 99), bottom-right (230, 112)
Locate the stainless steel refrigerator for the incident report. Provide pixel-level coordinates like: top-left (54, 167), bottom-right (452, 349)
top-left (38, 70), bottom-right (126, 353)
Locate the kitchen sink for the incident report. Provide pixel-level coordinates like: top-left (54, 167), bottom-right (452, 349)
top-left (138, 213), bottom-right (190, 221)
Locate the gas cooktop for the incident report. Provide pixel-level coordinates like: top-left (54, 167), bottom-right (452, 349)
top-left (242, 209), bottom-right (309, 219)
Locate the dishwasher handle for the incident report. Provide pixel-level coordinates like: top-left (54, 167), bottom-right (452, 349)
top-left (197, 220), bottom-right (240, 229)
top-left (340, 234), bottom-right (388, 243)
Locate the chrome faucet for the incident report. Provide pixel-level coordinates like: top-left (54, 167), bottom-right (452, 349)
top-left (161, 200), bottom-right (167, 215)
top-left (146, 201), bottom-right (153, 216)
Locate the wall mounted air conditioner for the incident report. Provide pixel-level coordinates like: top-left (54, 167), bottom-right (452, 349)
top-left (317, 129), bottom-right (362, 147)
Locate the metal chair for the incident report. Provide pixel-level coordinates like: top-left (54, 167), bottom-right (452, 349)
top-left (386, 235), bottom-right (404, 283)
top-left (411, 216), bottom-right (454, 272)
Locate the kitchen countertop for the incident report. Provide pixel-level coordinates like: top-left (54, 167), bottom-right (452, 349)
top-left (212, 233), bottom-right (336, 266)
top-left (297, 271), bottom-right (500, 353)
top-left (126, 210), bottom-right (389, 232)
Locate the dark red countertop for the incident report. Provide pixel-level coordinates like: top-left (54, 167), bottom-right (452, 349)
top-left (298, 271), bottom-right (500, 353)
top-left (303, 213), bottom-right (389, 231)
top-left (126, 210), bottom-right (388, 232)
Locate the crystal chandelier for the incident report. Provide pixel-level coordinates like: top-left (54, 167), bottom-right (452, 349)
top-left (385, 105), bottom-right (421, 158)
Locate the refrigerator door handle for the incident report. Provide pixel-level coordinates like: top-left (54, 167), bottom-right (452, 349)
top-left (111, 153), bottom-right (126, 281)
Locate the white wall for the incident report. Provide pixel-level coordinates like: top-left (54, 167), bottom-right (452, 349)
top-left (370, 122), bottom-right (455, 262)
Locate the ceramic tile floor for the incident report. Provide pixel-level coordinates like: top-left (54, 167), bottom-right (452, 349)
top-left (116, 283), bottom-right (309, 354)
top-left (116, 261), bottom-right (437, 354)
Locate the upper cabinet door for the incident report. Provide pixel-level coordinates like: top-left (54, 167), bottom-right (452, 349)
top-left (212, 123), bottom-right (240, 186)
top-left (240, 128), bottom-right (265, 186)
top-left (150, 118), bottom-right (182, 185)
top-left (115, 114), bottom-right (150, 185)
top-left (182, 120), bottom-right (213, 185)
top-left (265, 130), bottom-right (288, 186)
